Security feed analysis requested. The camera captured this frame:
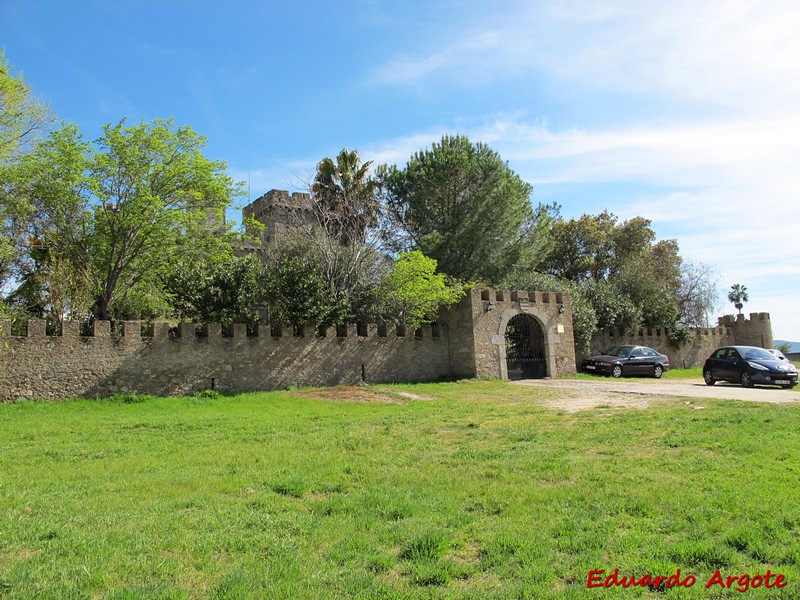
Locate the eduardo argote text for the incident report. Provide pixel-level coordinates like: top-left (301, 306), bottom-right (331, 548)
top-left (587, 567), bottom-right (787, 593)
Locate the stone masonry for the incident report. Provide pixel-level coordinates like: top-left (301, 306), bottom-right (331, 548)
top-left (587, 312), bottom-right (774, 369)
top-left (0, 288), bottom-right (577, 401)
top-left (242, 189), bottom-right (312, 245)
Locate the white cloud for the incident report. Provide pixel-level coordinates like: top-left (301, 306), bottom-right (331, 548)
top-left (350, 110), bottom-right (800, 337)
top-left (368, 0), bottom-right (800, 113)
top-left (249, 1), bottom-right (800, 338)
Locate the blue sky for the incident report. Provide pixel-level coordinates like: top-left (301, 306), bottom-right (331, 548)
top-left (3, 0), bottom-right (799, 340)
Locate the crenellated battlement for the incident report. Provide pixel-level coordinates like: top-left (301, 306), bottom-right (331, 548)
top-left (0, 319), bottom-right (442, 341)
top-left (598, 325), bottom-right (732, 339)
top-left (1, 287), bottom-right (579, 401)
top-left (587, 311), bottom-right (775, 369)
top-left (479, 288), bottom-right (567, 307)
top-left (718, 312), bottom-right (771, 326)
top-left (0, 316), bottom-right (450, 401)
top-left (242, 189), bottom-right (311, 219)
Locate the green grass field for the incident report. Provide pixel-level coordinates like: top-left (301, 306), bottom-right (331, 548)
top-left (2, 380), bottom-right (800, 598)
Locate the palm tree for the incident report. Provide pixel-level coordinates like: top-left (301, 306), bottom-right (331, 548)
top-left (727, 283), bottom-right (749, 315)
top-left (311, 148), bottom-right (379, 247)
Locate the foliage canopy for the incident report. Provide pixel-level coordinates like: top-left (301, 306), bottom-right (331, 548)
top-left (378, 135), bottom-right (554, 283)
top-left (4, 119), bottom-right (242, 323)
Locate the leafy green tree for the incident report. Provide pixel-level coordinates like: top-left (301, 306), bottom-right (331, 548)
top-left (542, 211), bottom-right (618, 281)
top-left (542, 212), bottom-right (663, 282)
top-left (727, 283), bottom-right (749, 315)
top-left (613, 239), bottom-right (682, 329)
top-left (541, 211), bottom-right (702, 341)
top-left (0, 51), bottom-right (52, 162)
top-left (89, 119), bottom-right (239, 320)
top-left (533, 210), bottom-right (722, 348)
top-left (4, 124), bottom-right (94, 321)
top-left (265, 248), bottom-right (347, 329)
top-left (378, 135), bottom-right (555, 283)
top-left (168, 253), bottom-right (265, 325)
top-left (0, 52), bottom-right (53, 294)
top-left (379, 251), bottom-right (464, 329)
top-left (583, 279), bottom-right (641, 334)
top-left (7, 119), bottom-right (241, 323)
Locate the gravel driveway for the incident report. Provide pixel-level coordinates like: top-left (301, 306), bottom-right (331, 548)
top-left (513, 377), bottom-right (800, 411)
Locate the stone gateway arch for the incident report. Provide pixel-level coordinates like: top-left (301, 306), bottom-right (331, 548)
top-left (504, 313), bottom-right (547, 380)
top-left (444, 289), bottom-right (577, 381)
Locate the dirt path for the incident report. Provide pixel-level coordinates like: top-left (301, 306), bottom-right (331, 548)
top-left (512, 378), bottom-right (800, 412)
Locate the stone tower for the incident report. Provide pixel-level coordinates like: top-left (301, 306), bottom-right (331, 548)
top-left (242, 189), bottom-right (312, 245)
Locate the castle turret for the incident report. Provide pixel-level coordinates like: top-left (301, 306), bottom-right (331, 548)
top-left (242, 189), bottom-right (312, 245)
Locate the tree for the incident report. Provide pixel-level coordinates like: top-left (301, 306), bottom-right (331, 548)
top-left (677, 260), bottom-right (719, 327)
top-left (168, 253), bottom-right (265, 326)
top-left (0, 52), bottom-right (53, 294)
top-left (287, 149), bottom-right (385, 318)
top-left (542, 212), bottom-right (667, 283)
top-left (0, 51), bottom-right (52, 162)
top-left (541, 211), bottom-right (689, 330)
top-left (8, 119), bottom-right (241, 323)
top-left (378, 135), bottom-right (555, 283)
top-left (536, 210), bottom-right (717, 347)
top-left (4, 124), bottom-right (93, 322)
top-left (90, 119), bottom-right (240, 321)
top-left (727, 284), bottom-right (749, 315)
top-left (542, 211), bottom-right (619, 281)
top-left (613, 239), bottom-right (682, 330)
top-left (583, 279), bottom-right (641, 334)
top-left (264, 245), bottom-right (347, 330)
top-left (311, 148), bottom-right (380, 246)
top-left (379, 251), bottom-right (464, 329)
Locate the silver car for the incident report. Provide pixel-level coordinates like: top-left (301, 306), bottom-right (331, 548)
top-left (766, 348), bottom-right (789, 361)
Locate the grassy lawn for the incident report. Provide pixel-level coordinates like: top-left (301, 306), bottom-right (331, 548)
top-left (2, 381), bottom-right (800, 598)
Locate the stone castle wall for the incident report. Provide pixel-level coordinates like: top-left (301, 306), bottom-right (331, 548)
top-left (0, 288), bottom-right (579, 401)
top-left (586, 312), bottom-right (774, 368)
top-left (0, 319), bottom-right (452, 401)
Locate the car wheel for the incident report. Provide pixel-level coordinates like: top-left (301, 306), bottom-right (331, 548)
top-left (741, 371), bottom-right (753, 388)
top-left (611, 365), bottom-right (623, 378)
top-left (653, 365), bottom-right (663, 379)
top-left (703, 370), bottom-right (715, 386)
top-left (782, 383), bottom-right (796, 390)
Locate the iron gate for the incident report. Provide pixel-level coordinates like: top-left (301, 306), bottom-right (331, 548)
top-left (505, 314), bottom-right (547, 380)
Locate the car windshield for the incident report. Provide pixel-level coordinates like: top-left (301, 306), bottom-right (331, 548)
top-left (606, 346), bottom-right (632, 358)
top-left (742, 348), bottom-right (776, 361)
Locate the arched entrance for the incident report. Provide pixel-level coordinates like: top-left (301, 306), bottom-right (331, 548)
top-left (505, 314), bottom-right (547, 380)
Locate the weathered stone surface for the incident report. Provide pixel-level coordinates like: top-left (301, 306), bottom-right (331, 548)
top-left (584, 313), bottom-right (774, 369)
top-left (0, 288), bottom-right (581, 401)
top-left (456, 288), bottom-right (577, 380)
